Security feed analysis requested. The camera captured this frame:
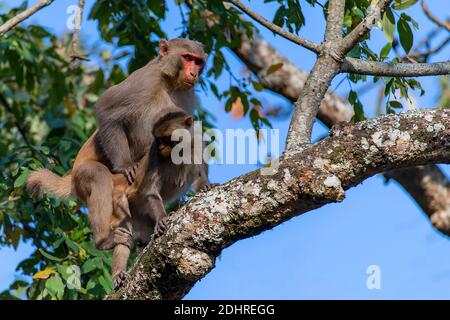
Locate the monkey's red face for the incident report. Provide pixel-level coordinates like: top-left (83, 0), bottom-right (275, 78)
top-left (179, 52), bottom-right (204, 89)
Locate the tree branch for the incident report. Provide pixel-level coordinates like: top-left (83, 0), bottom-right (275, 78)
top-left (108, 109), bottom-right (450, 299)
top-left (341, 58), bottom-right (450, 77)
top-left (231, 31), bottom-right (450, 237)
top-left (68, 0), bottom-right (89, 69)
top-left (341, 0), bottom-right (393, 53)
top-left (284, 0), bottom-right (347, 150)
top-left (227, 0), bottom-right (321, 53)
top-left (385, 165), bottom-right (450, 236)
top-left (324, 0), bottom-right (346, 42)
top-left (233, 32), bottom-right (354, 127)
top-left (0, 0), bottom-right (54, 37)
top-left (421, 0), bottom-right (450, 32)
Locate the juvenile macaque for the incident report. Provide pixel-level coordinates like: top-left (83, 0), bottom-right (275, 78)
top-left (27, 111), bottom-right (211, 285)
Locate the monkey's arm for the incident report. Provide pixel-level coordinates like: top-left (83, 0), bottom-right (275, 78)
top-left (95, 122), bottom-right (139, 185)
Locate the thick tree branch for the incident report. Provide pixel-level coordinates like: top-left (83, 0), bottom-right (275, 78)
top-left (341, 58), bottom-right (450, 77)
top-left (284, 0), bottom-right (347, 150)
top-left (421, 0), bottom-right (450, 32)
top-left (385, 165), bottom-right (450, 236)
top-left (0, 0), bottom-right (54, 37)
top-left (227, 0), bottom-right (321, 53)
top-left (324, 0), bottom-right (345, 42)
top-left (341, 0), bottom-right (393, 53)
top-left (108, 109), bottom-right (450, 299)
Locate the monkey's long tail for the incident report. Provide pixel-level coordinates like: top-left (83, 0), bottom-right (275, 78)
top-left (27, 169), bottom-right (72, 199)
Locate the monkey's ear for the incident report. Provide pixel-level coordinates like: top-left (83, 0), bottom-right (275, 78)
top-left (184, 116), bottom-right (193, 127)
top-left (159, 39), bottom-right (169, 56)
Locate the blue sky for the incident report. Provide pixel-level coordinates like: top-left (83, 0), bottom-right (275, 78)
top-left (0, 0), bottom-right (449, 299)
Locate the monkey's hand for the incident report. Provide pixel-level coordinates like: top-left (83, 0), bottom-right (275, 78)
top-left (159, 144), bottom-right (173, 157)
top-left (113, 163), bottom-right (138, 185)
top-left (154, 216), bottom-right (169, 237)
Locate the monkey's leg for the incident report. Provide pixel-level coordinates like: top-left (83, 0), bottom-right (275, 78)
top-left (73, 161), bottom-right (116, 250)
top-left (111, 194), bottom-right (133, 288)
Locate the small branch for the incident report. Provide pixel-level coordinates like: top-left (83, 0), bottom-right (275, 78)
top-left (0, 196), bottom-right (20, 207)
top-left (341, 58), bottom-right (450, 77)
top-left (0, 0), bottom-right (54, 37)
top-left (421, 0), bottom-right (450, 32)
top-left (68, 0), bottom-right (89, 69)
top-left (227, 0), bottom-right (321, 53)
top-left (410, 36), bottom-right (450, 62)
top-left (341, 0), bottom-right (394, 53)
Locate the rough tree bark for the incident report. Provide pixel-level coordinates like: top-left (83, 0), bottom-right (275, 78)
top-left (108, 109), bottom-right (450, 299)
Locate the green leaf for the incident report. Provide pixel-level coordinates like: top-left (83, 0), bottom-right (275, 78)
top-left (98, 275), bottom-right (113, 293)
top-left (393, 0), bottom-right (418, 10)
top-left (14, 168), bottom-right (29, 188)
top-left (380, 42), bottom-right (392, 60)
top-left (266, 63), bottom-right (283, 75)
top-left (252, 81), bottom-right (264, 91)
top-left (381, 8), bottom-right (395, 43)
top-left (397, 18), bottom-right (413, 53)
top-left (82, 257), bottom-right (103, 274)
top-left (64, 238), bottom-right (79, 253)
top-left (45, 274), bottom-right (65, 299)
top-left (389, 101), bottom-right (403, 109)
top-left (39, 248), bottom-right (63, 262)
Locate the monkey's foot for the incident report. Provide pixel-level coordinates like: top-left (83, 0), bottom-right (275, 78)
top-left (200, 183), bottom-right (220, 192)
top-left (154, 217), bottom-right (169, 237)
top-left (113, 227), bottom-right (132, 248)
top-left (113, 271), bottom-right (127, 289)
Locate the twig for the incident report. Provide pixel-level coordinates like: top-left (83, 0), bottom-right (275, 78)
top-left (68, 0), bottom-right (89, 68)
top-left (227, 0), bottom-right (321, 53)
top-left (410, 36), bottom-right (450, 62)
top-left (0, 196), bottom-right (20, 207)
top-left (421, 0), bottom-right (450, 32)
top-left (0, 0), bottom-right (55, 37)
top-left (341, 0), bottom-right (394, 53)
top-left (341, 58), bottom-right (450, 77)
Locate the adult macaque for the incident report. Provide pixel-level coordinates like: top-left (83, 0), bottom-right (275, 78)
top-left (94, 38), bottom-right (207, 185)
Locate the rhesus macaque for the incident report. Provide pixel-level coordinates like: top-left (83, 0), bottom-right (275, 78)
top-left (94, 38), bottom-right (207, 185)
top-left (27, 37), bottom-right (211, 285)
top-left (27, 111), bottom-right (211, 285)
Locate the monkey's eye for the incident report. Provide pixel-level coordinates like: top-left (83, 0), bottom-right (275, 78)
top-left (194, 58), bottom-right (204, 66)
top-left (183, 54), bottom-right (193, 62)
